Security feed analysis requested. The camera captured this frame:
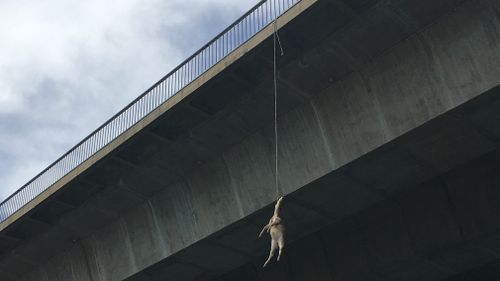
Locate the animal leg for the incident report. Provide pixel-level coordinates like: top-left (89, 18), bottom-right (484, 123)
top-left (263, 239), bottom-right (278, 267)
top-left (259, 224), bottom-right (269, 238)
top-left (277, 236), bottom-right (285, 261)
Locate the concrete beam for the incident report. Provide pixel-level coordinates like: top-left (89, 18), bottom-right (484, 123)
top-left (5, 0), bottom-right (500, 280)
top-left (0, 0), bottom-right (319, 234)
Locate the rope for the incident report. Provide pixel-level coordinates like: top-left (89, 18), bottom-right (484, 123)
top-left (273, 19), bottom-right (284, 199)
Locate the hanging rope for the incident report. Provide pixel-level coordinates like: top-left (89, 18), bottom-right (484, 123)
top-left (273, 18), bottom-right (284, 199)
top-left (257, 9), bottom-right (287, 269)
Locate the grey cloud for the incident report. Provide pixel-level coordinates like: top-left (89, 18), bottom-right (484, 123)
top-left (0, 0), bottom-right (259, 201)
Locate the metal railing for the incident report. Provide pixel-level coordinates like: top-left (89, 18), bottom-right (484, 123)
top-left (0, 0), bottom-right (300, 223)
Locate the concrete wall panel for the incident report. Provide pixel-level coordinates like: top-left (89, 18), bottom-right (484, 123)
top-left (397, 180), bottom-right (462, 256)
top-left (148, 180), bottom-right (200, 254)
top-left (358, 202), bottom-right (414, 275)
top-left (123, 204), bottom-right (169, 271)
top-left (223, 133), bottom-right (276, 215)
top-left (15, 1), bottom-right (500, 280)
top-left (91, 219), bottom-right (138, 281)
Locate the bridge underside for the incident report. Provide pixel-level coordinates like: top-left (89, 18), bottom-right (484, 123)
top-left (123, 85), bottom-right (500, 281)
top-left (2, 0), bottom-right (500, 280)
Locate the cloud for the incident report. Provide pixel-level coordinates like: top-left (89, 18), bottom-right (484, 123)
top-left (0, 0), bottom-right (258, 201)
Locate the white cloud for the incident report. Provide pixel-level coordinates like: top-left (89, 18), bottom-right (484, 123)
top-left (0, 0), bottom-right (258, 201)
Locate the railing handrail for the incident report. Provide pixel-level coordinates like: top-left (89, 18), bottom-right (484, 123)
top-left (0, 0), bottom-right (300, 222)
top-left (0, 0), bottom-right (266, 206)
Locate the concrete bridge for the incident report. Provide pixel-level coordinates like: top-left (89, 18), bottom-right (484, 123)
top-left (2, 0), bottom-right (500, 280)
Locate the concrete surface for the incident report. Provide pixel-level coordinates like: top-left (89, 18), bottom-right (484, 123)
top-left (123, 86), bottom-right (500, 281)
top-left (1, 0), bottom-right (500, 280)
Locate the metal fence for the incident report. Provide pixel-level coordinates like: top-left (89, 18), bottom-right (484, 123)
top-left (0, 0), bottom-right (300, 223)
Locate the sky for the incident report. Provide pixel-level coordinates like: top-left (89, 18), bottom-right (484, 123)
top-left (0, 0), bottom-right (259, 202)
